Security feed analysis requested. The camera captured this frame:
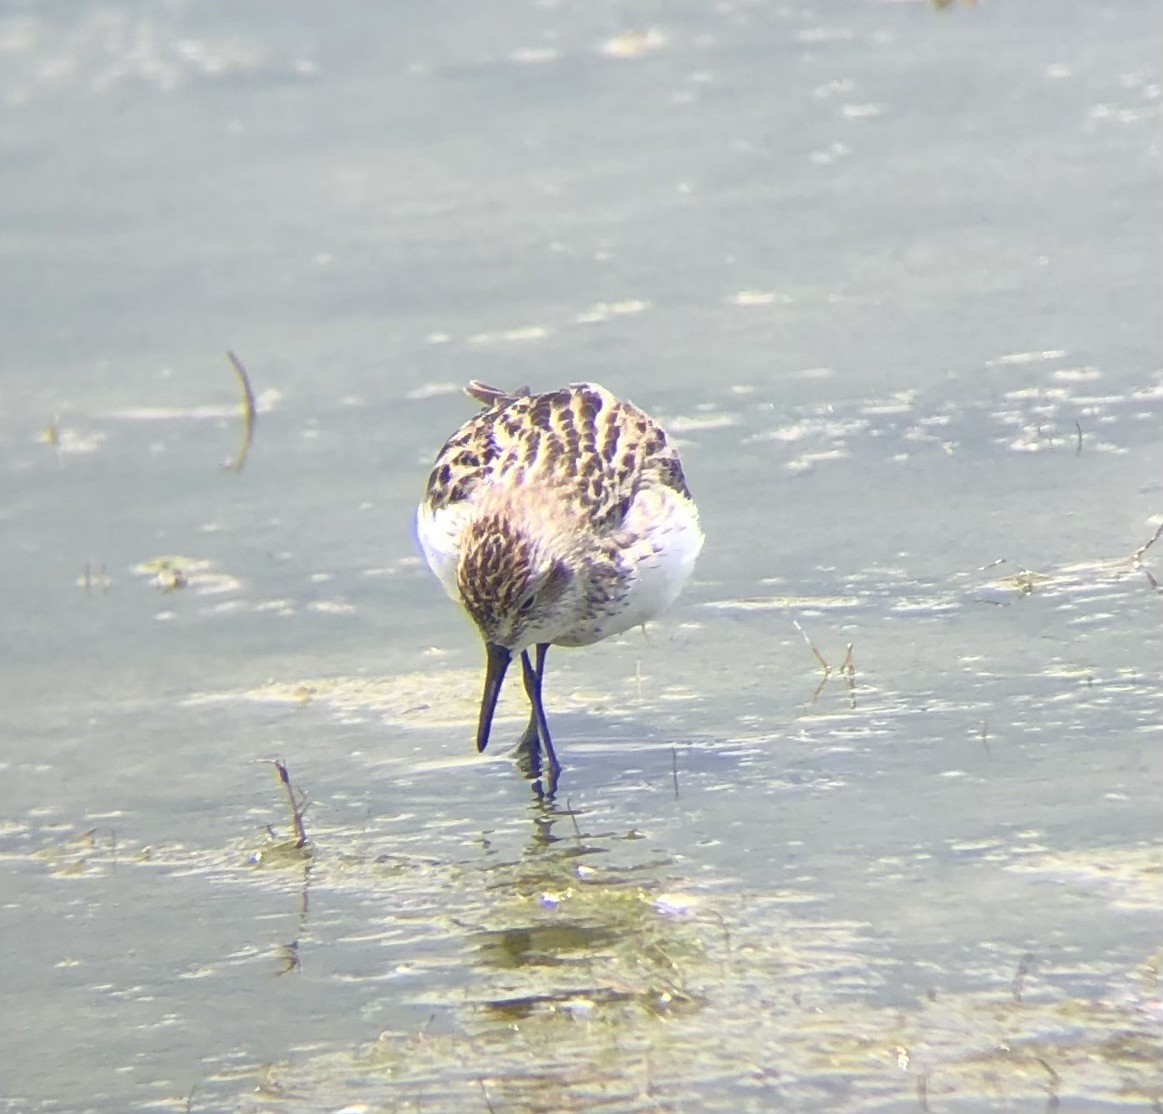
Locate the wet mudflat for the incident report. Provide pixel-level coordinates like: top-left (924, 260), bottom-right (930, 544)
top-left (1, 1), bottom-right (1160, 1111)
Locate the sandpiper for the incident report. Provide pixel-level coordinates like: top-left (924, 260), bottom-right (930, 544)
top-left (416, 381), bottom-right (703, 793)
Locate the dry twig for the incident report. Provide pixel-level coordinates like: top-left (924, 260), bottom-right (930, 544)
top-left (1129, 520), bottom-right (1163, 591)
top-left (225, 350), bottom-right (257, 472)
top-left (268, 759), bottom-right (310, 850)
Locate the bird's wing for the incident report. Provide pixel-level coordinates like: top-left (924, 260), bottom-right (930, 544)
top-left (422, 382), bottom-right (692, 532)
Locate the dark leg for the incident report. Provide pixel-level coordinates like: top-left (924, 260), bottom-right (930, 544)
top-left (519, 643), bottom-right (560, 795)
top-left (513, 650), bottom-right (542, 774)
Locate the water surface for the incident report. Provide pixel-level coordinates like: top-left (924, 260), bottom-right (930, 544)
top-left (1, 1), bottom-right (1160, 1110)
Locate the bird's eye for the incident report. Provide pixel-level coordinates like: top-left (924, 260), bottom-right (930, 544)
top-left (518, 594), bottom-right (536, 615)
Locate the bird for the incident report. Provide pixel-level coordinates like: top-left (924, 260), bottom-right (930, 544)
top-left (415, 381), bottom-right (703, 794)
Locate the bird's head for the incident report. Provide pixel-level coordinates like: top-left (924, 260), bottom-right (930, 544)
top-left (455, 502), bottom-right (577, 752)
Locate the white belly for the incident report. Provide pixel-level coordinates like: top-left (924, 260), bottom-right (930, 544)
top-left (415, 501), bottom-right (467, 602)
top-left (562, 484), bottom-right (703, 645)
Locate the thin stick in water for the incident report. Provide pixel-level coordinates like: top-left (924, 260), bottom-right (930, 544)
top-left (1130, 520), bottom-right (1163, 565)
top-left (1012, 952), bottom-right (1035, 1002)
top-left (840, 643), bottom-right (856, 708)
top-left (225, 349), bottom-right (257, 472)
top-left (565, 798), bottom-right (584, 841)
top-left (268, 759), bottom-right (310, 849)
top-left (793, 618), bottom-right (831, 675)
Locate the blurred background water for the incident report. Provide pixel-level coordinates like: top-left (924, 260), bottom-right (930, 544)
top-left (1, 1), bottom-right (1160, 1111)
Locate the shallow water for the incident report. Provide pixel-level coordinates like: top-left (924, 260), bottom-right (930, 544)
top-left (1, 1), bottom-right (1160, 1111)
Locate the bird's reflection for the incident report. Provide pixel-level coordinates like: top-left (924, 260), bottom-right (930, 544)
top-left (462, 797), bottom-right (701, 1029)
